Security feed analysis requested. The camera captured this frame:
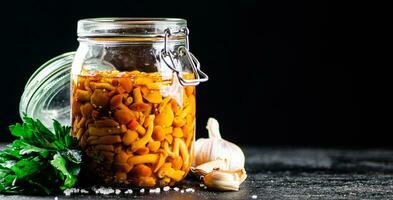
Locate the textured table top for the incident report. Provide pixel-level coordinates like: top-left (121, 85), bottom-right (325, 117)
top-left (2, 146), bottom-right (393, 199)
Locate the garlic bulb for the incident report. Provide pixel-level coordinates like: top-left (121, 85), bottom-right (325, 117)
top-left (193, 118), bottom-right (245, 170)
top-left (191, 118), bottom-right (247, 191)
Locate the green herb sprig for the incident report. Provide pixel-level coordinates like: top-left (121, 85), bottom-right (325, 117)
top-left (0, 116), bottom-right (81, 195)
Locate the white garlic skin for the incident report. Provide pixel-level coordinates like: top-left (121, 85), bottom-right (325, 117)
top-left (203, 169), bottom-right (247, 191)
top-left (193, 118), bottom-right (245, 170)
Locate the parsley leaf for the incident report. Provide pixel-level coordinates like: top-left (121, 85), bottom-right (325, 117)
top-left (0, 116), bottom-right (81, 194)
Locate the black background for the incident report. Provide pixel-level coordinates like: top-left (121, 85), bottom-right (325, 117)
top-left (0, 1), bottom-right (388, 147)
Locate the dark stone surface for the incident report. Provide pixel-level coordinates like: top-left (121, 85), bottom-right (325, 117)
top-left (2, 146), bottom-right (393, 199)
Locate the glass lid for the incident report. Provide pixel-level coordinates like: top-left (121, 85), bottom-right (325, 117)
top-left (19, 52), bottom-right (75, 128)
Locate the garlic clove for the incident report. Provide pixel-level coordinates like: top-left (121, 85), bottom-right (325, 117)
top-left (203, 168), bottom-right (247, 191)
top-left (195, 159), bottom-right (229, 174)
top-left (190, 159), bottom-right (230, 180)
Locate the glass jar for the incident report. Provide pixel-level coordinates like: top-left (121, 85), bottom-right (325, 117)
top-left (20, 52), bottom-right (75, 128)
top-left (70, 18), bottom-right (208, 187)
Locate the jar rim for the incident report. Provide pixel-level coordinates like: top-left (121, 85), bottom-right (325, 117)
top-left (78, 17), bottom-right (187, 38)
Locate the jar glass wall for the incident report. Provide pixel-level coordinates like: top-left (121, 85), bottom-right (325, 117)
top-left (71, 18), bottom-right (206, 187)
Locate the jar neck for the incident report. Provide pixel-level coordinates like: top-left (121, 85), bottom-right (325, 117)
top-left (77, 35), bottom-right (186, 46)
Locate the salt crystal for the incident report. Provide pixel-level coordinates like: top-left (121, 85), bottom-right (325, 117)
top-left (96, 187), bottom-right (115, 195)
top-left (185, 188), bottom-right (195, 193)
top-left (108, 188), bottom-right (115, 194)
top-left (149, 188), bottom-right (161, 193)
top-left (124, 189), bottom-right (133, 194)
top-left (115, 189), bottom-right (121, 194)
top-left (54, 197), bottom-right (58, 200)
top-left (252, 195), bottom-right (258, 199)
top-left (163, 186), bottom-right (171, 191)
top-left (180, 189), bottom-right (184, 193)
top-left (173, 187), bottom-right (180, 191)
top-left (64, 189), bottom-right (72, 196)
top-left (140, 188), bottom-right (145, 193)
top-left (80, 189), bottom-right (89, 194)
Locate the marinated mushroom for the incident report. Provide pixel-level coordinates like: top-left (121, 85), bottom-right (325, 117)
top-left (71, 70), bottom-right (196, 187)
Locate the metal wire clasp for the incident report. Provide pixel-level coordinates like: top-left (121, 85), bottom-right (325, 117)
top-left (160, 28), bottom-right (209, 86)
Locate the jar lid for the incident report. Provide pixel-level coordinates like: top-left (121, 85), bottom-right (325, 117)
top-left (77, 18), bottom-right (187, 38)
top-left (20, 52), bottom-right (75, 127)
